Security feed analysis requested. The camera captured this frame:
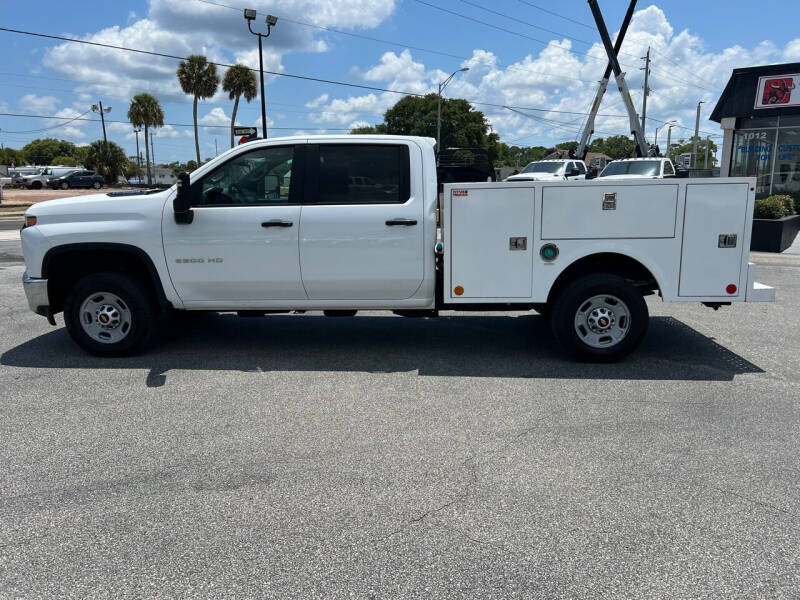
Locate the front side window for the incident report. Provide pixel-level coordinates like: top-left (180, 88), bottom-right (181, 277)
top-left (600, 161), bottom-right (661, 177)
top-left (316, 144), bottom-right (408, 204)
top-left (194, 145), bottom-right (294, 206)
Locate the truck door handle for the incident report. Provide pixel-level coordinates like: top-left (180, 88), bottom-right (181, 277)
top-left (385, 218), bottom-right (417, 226)
top-left (261, 220), bottom-right (293, 228)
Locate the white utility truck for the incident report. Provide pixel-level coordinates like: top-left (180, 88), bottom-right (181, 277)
top-left (20, 135), bottom-right (774, 361)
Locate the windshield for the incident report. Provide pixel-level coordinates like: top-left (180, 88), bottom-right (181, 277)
top-left (600, 161), bottom-right (661, 177)
top-left (521, 161), bottom-right (563, 174)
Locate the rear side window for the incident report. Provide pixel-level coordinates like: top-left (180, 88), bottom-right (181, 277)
top-left (575, 162), bottom-right (586, 174)
top-left (664, 161), bottom-right (675, 175)
top-left (314, 144), bottom-right (410, 204)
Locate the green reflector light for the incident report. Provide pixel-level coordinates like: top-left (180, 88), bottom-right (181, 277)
top-left (540, 244), bottom-right (559, 261)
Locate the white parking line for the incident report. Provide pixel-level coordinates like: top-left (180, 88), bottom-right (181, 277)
top-left (0, 230), bottom-right (21, 241)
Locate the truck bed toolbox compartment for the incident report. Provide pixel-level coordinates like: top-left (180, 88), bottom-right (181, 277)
top-left (541, 184), bottom-right (678, 240)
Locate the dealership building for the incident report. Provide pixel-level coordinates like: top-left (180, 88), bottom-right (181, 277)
top-left (711, 61), bottom-right (800, 198)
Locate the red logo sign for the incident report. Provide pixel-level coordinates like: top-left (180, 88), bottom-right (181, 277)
top-left (762, 78), bottom-right (794, 105)
top-left (452, 189), bottom-right (468, 196)
top-left (755, 74), bottom-right (800, 109)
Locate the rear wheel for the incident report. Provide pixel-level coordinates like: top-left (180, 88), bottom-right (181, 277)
top-left (64, 272), bottom-right (156, 356)
top-left (92, 180), bottom-right (102, 189)
top-left (60, 181), bottom-right (69, 190)
top-left (551, 273), bottom-right (648, 362)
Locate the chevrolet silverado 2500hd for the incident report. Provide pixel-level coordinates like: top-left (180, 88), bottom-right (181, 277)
top-left (20, 135), bottom-right (774, 361)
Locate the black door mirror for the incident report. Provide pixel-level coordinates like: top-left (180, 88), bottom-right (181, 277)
top-left (174, 172), bottom-right (194, 224)
top-left (569, 167), bottom-right (580, 177)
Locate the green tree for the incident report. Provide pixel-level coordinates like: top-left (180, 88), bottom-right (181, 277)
top-left (51, 155), bottom-right (78, 167)
top-left (222, 64), bottom-right (257, 149)
top-left (128, 93), bottom-right (164, 185)
top-left (177, 54), bottom-right (220, 163)
top-left (0, 147), bottom-right (23, 166)
top-left (381, 94), bottom-right (490, 148)
top-left (349, 125), bottom-right (388, 134)
top-left (589, 135), bottom-right (635, 159)
top-left (21, 138), bottom-right (78, 165)
top-left (84, 140), bottom-right (128, 184)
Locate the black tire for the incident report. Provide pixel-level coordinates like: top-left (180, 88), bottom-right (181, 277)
top-left (64, 272), bottom-right (156, 357)
top-left (92, 181), bottom-right (102, 189)
top-left (32, 180), bottom-right (43, 190)
top-left (550, 273), bottom-right (648, 362)
top-left (60, 181), bottom-right (69, 190)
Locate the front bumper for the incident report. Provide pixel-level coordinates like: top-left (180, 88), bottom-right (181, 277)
top-left (23, 271), bottom-right (55, 324)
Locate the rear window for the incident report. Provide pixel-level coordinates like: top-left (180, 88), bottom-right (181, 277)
top-left (316, 144), bottom-right (409, 204)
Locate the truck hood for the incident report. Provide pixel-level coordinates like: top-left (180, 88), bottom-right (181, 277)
top-left (27, 189), bottom-right (171, 222)
top-left (505, 173), bottom-right (563, 181)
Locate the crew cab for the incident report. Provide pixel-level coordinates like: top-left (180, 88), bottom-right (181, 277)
top-left (20, 135), bottom-right (774, 361)
top-left (505, 159), bottom-right (587, 182)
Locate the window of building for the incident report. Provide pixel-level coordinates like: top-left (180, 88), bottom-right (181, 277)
top-left (731, 128), bottom-right (777, 197)
top-left (771, 126), bottom-right (800, 196)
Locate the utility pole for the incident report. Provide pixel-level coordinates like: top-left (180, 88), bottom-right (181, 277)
top-left (215, 138), bottom-right (218, 156)
top-left (92, 101), bottom-right (111, 144)
top-left (704, 135), bottom-right (711, 169)
top-left (666, 123), bottom-right (675, 162)
top-left (640, 46), bottom-right (650, 139)
top-left (150, 134), bottom-right (155, 182)
top-left (692, 100), bottom-right (705, 168)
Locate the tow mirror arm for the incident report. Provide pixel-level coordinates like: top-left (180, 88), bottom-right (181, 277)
top-left (174, 172), bottom-right (194, 224)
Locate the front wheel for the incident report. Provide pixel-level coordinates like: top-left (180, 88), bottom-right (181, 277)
top-left (60, 181), bottom-right (69, 190)
top-left (64, 272), bottom-right (156, 356)
top-left (551, 273), bottom-right (648, 362)
top-left (92, 181), bottom-right (102, 189)
top-left (32, 180), bottom-right (43, 190)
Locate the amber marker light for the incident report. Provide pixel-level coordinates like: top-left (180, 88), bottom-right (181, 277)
top-left (454, 286), bottom-right (464, 296)
top-left (25, 216), bottom-right (37, 227)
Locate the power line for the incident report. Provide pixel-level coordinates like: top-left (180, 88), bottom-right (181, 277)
top-left (515, 0), bottom-right (594, 30)
top-left (0, 109), bottom-right (92, 134)
top-left (0, 112), bottom-right (351, 131)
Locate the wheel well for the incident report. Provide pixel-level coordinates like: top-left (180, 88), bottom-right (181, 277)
top-left (546, 253), bottom-right (659, 305)
top-left (43, 244), bottom-right (168, 315)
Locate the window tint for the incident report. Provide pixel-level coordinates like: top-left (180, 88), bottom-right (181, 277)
top-left (575, 162), bottom-right (586, 174)
top-left (663, 161), bottom-right (675, 175)
top-left (194, 146), bottom-right (294, 206)
top-left (316, 144), bottom-right (408, 204)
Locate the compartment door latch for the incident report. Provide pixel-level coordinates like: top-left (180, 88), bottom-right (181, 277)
top-left (718, 233), bottom-right (738, 248)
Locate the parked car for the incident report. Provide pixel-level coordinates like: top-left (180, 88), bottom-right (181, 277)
top-left (10, 167), bottom-right (39, 188)
top-left (49, 170), bottom-right (104, 190)
top-left (42, 166), bottom-right (81, 183)
top-left (504, 159), bottom-right (587, 182)
top-left (598, 158), bottom-right (676, 180)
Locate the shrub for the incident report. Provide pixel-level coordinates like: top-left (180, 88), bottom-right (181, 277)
top-left (754, 195), bottom-right (791, 219)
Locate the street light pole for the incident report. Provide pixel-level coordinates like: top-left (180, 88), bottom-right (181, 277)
top-left (436, 67), bottom-right (469, 165)
top-left (134, 127), bottom-right (142, 182)
top-left (150, 133), bottom-right (155, 182)
top-left (666, 122), bottom-right (676, 161)
top-left (245, 9), bottom-right (278, 139)
top-left (692, 100), bottom-right (705, 168)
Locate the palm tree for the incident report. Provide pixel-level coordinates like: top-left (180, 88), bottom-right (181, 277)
top-left (222, 64), bottom-right (257, 149)
top-left (127, 93), bottom-right (164, 185)
top-left (177, 55), bottom-right (220, 163)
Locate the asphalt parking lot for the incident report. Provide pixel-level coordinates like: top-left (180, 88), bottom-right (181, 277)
top-left (1, 222), bottom-right (799, 598)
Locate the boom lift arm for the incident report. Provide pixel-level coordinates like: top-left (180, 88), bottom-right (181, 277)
top-left (579, 0), bottom-right (650, 159)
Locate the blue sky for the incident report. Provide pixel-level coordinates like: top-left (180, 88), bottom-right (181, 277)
top-left (2, 0), bottom-right (800, 163)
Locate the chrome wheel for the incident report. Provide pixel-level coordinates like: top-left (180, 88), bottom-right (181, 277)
top-left (573, 294), bottom-right (630, 349)
top-left (78, 292), bottom-right (132, 344)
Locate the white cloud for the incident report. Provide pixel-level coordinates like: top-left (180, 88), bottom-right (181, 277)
top-left (19, 94), bottom-right (60, 114)
top-left (199, 107), bottom-right (231, 127)
top-left (310, 6), bottom-right (796, 146)
top-left (42, 0), bottom-right (397, 106)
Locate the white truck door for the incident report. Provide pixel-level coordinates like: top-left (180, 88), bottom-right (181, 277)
top-left (162, 144), bottom-right (306, 302)
top-left (679, 182), bottom-right (750, 297)
top-left (299, 142), bottom-right (424, 300)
